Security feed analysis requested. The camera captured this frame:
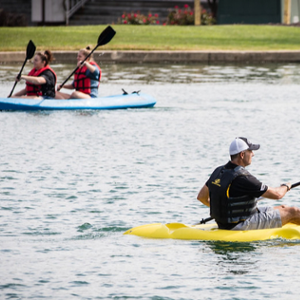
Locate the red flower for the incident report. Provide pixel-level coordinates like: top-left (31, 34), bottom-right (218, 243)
top-left (134, 13), bottom-right (137, 18)
top-left (174, 5), bottom-right (179, 8)
top-left (148, 13), bottom-right (152, 17)
top-left (155, 13), bottom-right (158, 18)
top-left (143, 18), bottom-right (146, 23)
top-left (189, 12), bottom-right (193, 15)
top-left (127, 13), bottom-right (131, 18)
top-left (163, 22), bottom-right (166, 26)
top-left (184, 4), bottom-right (189, 8)
top-left (123, 20), bottom-right (127, 24)
top-left (156, 20), bottom-right (160, 24)
top-left (122, 14), bottom-right (125, 18)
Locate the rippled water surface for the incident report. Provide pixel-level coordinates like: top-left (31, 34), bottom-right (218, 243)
top-left (1, 63), bottom-right (300, 299)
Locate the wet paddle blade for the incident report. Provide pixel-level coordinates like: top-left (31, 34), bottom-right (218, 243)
top-left (97, 26), bottom-right (116, 47)
top-left (26, 40), bottom-right (36, 60)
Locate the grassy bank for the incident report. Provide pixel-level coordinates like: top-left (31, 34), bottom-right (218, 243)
top-left (1, 25), bottom-right (300, 51)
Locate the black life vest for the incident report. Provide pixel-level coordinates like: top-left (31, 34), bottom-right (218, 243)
top-left (26, 66), bottom-right (57, 96)
top-left (73, 61), bottom-right (101, 95)
top-left (207, 165), bottom-right (257, 226)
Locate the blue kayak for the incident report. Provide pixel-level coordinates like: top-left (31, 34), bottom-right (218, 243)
top-left (0, 93), bottom-right (156, 111)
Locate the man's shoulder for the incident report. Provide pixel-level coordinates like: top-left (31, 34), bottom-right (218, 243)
top-left (235, 171), bottom-right (261, 185)
top-left (224, 161), bottom-right (238, 169)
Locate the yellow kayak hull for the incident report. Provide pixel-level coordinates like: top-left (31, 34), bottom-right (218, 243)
top-left (124, 222), bottom-right (300, 242)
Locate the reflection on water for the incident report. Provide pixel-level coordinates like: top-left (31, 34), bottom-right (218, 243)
top-left (1, 63), bottom-right (300, 89)
top-left (206, 241), bottom-right (257, 254)
top-left (203, 238), bottom-right (300, 277)
top-left (204, 241), bottom-right (258, 275)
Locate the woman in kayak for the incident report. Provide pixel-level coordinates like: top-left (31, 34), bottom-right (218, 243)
top-left (11, 50), bottom-right (57, 99)
top-left (56, 46), bottom-right (101, 99)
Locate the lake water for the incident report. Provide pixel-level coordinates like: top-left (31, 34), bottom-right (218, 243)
top-left (1, 62), bottom-right (300, 299)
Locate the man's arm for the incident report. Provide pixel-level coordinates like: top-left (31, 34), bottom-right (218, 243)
top-left (262, 183), bottom-right (291, 200)
top-left (197, 184), bottom-right (210, 207)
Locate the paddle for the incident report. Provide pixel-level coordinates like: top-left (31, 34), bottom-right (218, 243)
top-left (198, 180), bottom-right (300, 224)
top-left (57, 25), bottom-right (116, 91)
top-left (291, 181), bottom-right (300, 189)
top-left (8, 40), bottom-right (36, 98)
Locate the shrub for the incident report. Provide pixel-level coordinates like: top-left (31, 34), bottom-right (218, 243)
top-left (119, 12), bottom-right (160, 25)
top-left (166, 4), bottom-right (215, 25)
top-left (201, 8), bottom-right (216, 25)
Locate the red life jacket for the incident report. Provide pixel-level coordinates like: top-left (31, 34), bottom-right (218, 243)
top-left (26, 66), bottom-right (57, 96)
top-left (73, 61), bottom-right (101, 95)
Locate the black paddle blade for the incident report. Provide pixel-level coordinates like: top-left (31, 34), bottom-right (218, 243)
top-left (8, 40), bottom-right (36, 97)
top-left (97, 26), bottom-right (116, 47)
top-left (26, 40), bottom-right (36, 60)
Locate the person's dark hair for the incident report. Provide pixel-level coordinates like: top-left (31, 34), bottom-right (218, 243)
top-left (37, 50), bottom-right (54, 66)
top-left (230, 153), bottom-right (239, 161)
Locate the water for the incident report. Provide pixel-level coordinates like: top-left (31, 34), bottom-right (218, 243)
top-left (1, 62), bottom-right (300, 299)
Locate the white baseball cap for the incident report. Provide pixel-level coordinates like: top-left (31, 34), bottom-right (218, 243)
top-left (229, 137), bottom-right (260, 155)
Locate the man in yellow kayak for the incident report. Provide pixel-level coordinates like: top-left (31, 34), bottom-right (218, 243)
top-left (197, 137), bottom-right (300, 230)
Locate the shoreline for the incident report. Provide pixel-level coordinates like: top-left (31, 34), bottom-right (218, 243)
top-left (1, 50), bottom-right (300, 64)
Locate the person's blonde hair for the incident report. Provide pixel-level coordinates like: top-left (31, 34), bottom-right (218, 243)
top-left (79, 46), bottom-right (93, 60)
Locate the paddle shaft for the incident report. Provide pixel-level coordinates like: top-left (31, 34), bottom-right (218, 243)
top-left (291, 181), bottom-right (300, 189)
top-left (8, 60), bottom-right (27, 97)
top-left (58, 48), bottom-right (97, 90)
top-left (199, 180), bottom-right (300, 224)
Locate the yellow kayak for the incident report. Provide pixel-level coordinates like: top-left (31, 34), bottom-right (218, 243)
top-left (124, 222), bottom-right (300, 242)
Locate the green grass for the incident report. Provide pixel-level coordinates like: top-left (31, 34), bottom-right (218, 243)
top-left (1, 25), bottom-right (300, 51)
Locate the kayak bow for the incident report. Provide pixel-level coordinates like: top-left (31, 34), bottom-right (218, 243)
top-left (124, 222), bottom-right (300, 242)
